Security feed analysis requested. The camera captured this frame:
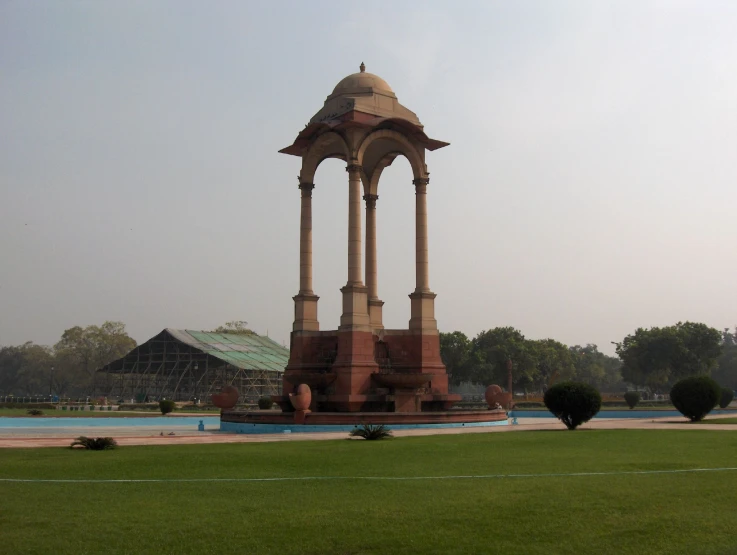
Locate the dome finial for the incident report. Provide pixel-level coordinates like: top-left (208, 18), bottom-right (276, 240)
top-left (359, 62), bottom-right (365, 73)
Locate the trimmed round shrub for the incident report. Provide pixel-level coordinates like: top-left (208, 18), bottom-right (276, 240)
top-left (544, 382), bottom-right (602, 430)
top-left (719, 387), bottom-right (734, 409)
top-left (623, 391), bottom-right (640, 409)
top-left (258, 396), bottom-right (274, 410)
top-left (159, 399), bottom-right (176, 415)
top-left (670, 376), bottom-right (720, 421)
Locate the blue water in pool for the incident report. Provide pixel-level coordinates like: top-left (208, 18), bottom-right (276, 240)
top-left (0, 416), bottom-right (221, 428)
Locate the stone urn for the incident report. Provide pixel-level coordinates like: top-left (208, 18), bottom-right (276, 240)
top-left (485, 384), bottom-right (512, 410)
top-left (289, 383), bottom-right (312, 411)
top-left (211, 385), bottom-right (239, 410)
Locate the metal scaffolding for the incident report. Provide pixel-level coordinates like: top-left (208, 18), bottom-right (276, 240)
top-left (95, 329), bottom-right (286, 403)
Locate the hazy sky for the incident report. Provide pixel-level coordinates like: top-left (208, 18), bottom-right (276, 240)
top-left (1, 1), bottom-right (736, 354)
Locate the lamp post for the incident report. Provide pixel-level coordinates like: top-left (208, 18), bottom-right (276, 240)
top-left (49, 366), bottom-right (55, 397)
top-left (193, 363), bottom-right (199, 404)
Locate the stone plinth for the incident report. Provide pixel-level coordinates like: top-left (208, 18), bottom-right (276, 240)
top-left (222, 409), bottom-right (506, 427)
top-left (278, 327), bottom-right (458, 413)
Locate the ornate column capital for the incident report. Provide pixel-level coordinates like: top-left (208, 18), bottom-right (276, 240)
top-left (298, 182), bottom-right (315, 197)
top-left (412, 177), bottom-right (429, 193)
top-left (346, 163), bottom-right (362, 174)
top-left (363, 193), bottom-right (378, 209)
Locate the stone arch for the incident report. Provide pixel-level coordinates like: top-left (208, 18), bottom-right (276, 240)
top-left (300, 131), bottom-right (351, 184)
top-left (366, 152), bottom-right (401, 196)
top-left (357, 129), bottom-right (427, 195)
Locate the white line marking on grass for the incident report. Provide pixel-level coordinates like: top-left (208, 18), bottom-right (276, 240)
top-left (1, 467), bottom-right (737, 483)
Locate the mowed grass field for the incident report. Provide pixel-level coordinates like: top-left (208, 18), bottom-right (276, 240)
top-left (697, 417), bottom-right (737, 424)
top-left (1, 430), bottom-right (736, 555)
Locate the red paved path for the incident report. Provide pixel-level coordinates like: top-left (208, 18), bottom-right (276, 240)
top-left (1, 414), bottom-right (735, 448)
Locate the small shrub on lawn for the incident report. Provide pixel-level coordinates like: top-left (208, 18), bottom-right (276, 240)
top-left (670, 376), bottom-right (721, 422)
top-left (70, 436), bottom-right (118, 450)
top-left (258, 396), bottom-right (274, 410)
top-left (27, 409), bottom-right (44, 416)
top-left (544, 382), bottom-right (602, 430)
top-left (350, 424), bottom-right (393, 440)
top-left (159, 399), bottom-right (176, 415)
top-left (718, 387), bottom-right (734, 409)
top-left (624, 391), bottom-right (640, 409)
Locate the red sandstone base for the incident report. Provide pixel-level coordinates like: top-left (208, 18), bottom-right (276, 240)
top-left (221, 409), bottom-right (507, 426)
top-left (283, 328), bottom-right (457, 413)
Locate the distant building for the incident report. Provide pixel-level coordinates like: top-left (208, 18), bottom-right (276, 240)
top-left (96, 329), bottom-right (286, 403)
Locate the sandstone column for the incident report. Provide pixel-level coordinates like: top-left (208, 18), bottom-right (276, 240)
top-left (364, 193), bottom-right (378, 298)
top-left (346, 164), bottom-right (363, 286)
top-left (292, 182), bottom-right (319, 331)
top-left (409, 177), bottom-right (437, 332)
top-left (338, 164), bottom-right (370, 330)
top-left (364, 193), bottom-right (384, 329)
top-left (334, 163), bottom-right (373, 398)
top-left (413, 177), bottom-right (430, 292)
top-left (299, 182), bottom-right (315, 294)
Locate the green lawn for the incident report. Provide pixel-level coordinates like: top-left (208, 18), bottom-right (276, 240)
top-left (1, 431), bottom-right (736, 555)
top-left (694, 417), bottom-right (737, 424)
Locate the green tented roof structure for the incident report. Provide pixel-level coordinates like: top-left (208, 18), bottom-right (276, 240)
top-left (165, 329), bottom-right (288, 372)
top-left (98, 328), bottom-right (289, 374)
top-left (96, 328), bottom-right (288, 402)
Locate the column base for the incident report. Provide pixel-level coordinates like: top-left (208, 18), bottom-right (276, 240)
top-left (293, 293), bottom-right (319, 332)
top-left (339, 284), bottom-right (371, 330)
top-left (368, 298), bottom-right (384, 330)
top-left (408, 290), bottom-right (438, 332)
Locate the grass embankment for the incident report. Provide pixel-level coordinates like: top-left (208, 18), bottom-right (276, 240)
top-left (1, 431), bottom-right (736, 554)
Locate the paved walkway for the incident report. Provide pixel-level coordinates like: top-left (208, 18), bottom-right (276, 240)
top-left (0, 413), bottom-right (734, 448)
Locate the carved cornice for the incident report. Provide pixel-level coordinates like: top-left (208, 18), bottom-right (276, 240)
top-left (363, 193), bottom-right (378, 209)
top-left (413, 177), bottom-right (429, 194)
top-left (298, 182), bottom-right (315, 197)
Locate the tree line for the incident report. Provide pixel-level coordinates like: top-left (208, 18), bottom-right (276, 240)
top-left (440, 327), bottom-right (622, 393)
top-left (2, 319), bottom-right (735, 398)
top-left (0, 320), bottom-right (255, 398)
top-left (0, 321), bottom-right (137, 397)
top-left (440, 322), bottom-right (737, 394)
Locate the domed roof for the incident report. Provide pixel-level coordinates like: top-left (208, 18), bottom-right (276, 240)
top-left (308, 63), bottom-right (422, 126)
top-left (332, 64), bottom-right (393, 95)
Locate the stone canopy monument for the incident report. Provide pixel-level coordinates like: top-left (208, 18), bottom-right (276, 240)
top-left (274, 63), bottom-right (460, 413)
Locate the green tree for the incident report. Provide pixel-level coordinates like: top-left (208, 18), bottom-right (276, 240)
top-left (439, 331), bottom-right (472, 386)
top-left (712, 327), bottom-right (737, 389)
top-left (529, 338), bottom-right (576, 390)
top-left (470, 327), bottom-right (537, 391)
top-left (615, 322), bottom-right (722, 389)
top-left (210, 321), bottom-right (255, 334)
top-left (54, 321), bottom-right (136, 393)
top-left (0, 342), bottom-right (54, 395)
top-left (569, 344), bottom-right (622, 390)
